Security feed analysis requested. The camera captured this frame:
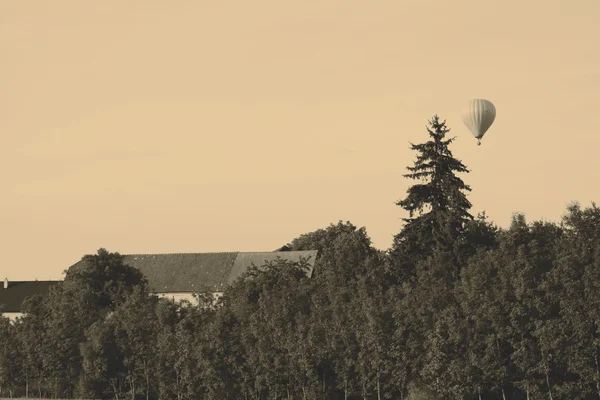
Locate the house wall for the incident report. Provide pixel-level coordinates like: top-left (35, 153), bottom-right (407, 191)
top-left (156, 292), bottom-right (196, 304)
top-left (155, 291), bottom-right (223, 305)
top-left (1, 312), bottom-right (23, 322)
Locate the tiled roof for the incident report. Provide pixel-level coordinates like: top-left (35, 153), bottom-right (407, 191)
top-left (0, 281), bottom-right (61, 313)
top-left (274, 245), bottom-right (292, 251)
top-left (228, 251), bottom-right (317, 283)
top-left (123, 252), bottom-right (238, 292)
top-left (69, 250), bottom-right (318, 293)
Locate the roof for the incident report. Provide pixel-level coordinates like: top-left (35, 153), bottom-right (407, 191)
top-left (122, 252), bottom-right (238, 292)
top-left (0, 281), bottom-right (61, 313)
top-left (274, 245), bottom-right (292, 251)
top-left (69, 250), bottom-right (318, 293)
top-left (229, 251), bottom-right (316, 283)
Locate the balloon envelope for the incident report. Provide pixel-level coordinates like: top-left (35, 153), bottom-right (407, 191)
top-left (461, 99), bottom-right (496, 145)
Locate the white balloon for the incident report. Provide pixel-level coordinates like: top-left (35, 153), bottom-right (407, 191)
top-left (461, 99), bottom-right (496, 146)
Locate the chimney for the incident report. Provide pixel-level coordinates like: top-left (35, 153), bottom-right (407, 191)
top-left (3, 278), bottom-right (7, 289)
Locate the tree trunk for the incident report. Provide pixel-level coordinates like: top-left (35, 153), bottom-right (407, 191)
top-left (146, 370), bottom-right (150, 400)
top-left (176, 373), bottom-right (182, 400)
top-left (594, 353), bottom-right (600, 399)
top-left (545, 369), bottom-right (553, 400)
top-left (344, 379), bottom-right (348, 400)
top-left (362, 380), bottom-right (367, 400)
top-left (130, 376), bottom-right (136, 400)
top-left (496, 338), bottom-right (508, 400)
top-left (112, 380), bottom-right (119, 400)
top-left (377, 376), bottom-right (381, 400)
top-left (478, 385), bottom-right (482, 400)
top-left (38, 371), bottom-right (43, 399)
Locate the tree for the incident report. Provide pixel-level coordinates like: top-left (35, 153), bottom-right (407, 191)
top-left (80, 315), bottom-right (126, 399)
top-left (399, 250), bottom-right (462, 397)
top-left (0, 317), bottom-right (21, 398)
top-left (19, 293), bottom-right (49, 398)
top-left (111, 287), bottom-right (158, 400)
top-left (493, 215), bottom-right (563, 399)
top-left (389, 115), bottom-right (473, 283)
top-left (154, 299), bottom-right (188, 400)
top-left (541, 202), bottom-right (600, 398)
top-left (560, 202), bottom-right (600, 265)
top-left (221, 257), bottom-right (314, 399)
top-left (354, 275), bottom-right (395, 400)
top-left (41, 284), bottom-right (87, 398)
top-left (462, 211), bottom-right (500, 257)
top-left (64, 248), bottom-right (148, 312)
top-left (457, 248), bottom-right (515, 399)
top-left (281, 221), bottom-right (378, 283)
top-left (43, 248), bottom-right (150, 398)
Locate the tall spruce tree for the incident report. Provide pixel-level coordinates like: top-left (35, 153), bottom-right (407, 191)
top-left (389, 115), bottom-right (473, 282)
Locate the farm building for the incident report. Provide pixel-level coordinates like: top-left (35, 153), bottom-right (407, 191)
top-left (1, 250), bottom-right (317, 320)
top-left (69, 250), bottom-right (318, 304)
top-left (0, 279), bottom-right (61, 321)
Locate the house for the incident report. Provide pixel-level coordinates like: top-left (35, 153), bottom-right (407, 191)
top-left (1, 250), bottom-right (318, 320)
top-left (0, 279), bottom-right (61, 321)
top-left (70, 250), bottom-right (318, 305)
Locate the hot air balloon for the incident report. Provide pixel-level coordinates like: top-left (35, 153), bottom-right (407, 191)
top-left (461, 99), bottom-right (496, 146)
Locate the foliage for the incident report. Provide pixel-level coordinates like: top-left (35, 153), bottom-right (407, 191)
top-left (389, 115), bottom-right (473, 283)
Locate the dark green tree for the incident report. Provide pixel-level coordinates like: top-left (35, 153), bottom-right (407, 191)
top-left (64, 248), bottom-right (148, 312)
top-left (42, 284), bottom-right (87, 398)
top-left (80, 315), bottom-right (126, 399)
top-left (0, 316), bottom-right (21, 397)
top-left (19, 293), bottom-right (50, 398)
top-left (493, 215), bottom-right (562, 399)
top-left (51, 248), bottom-right (149, 398)
top-left (463, 211), bottom-right (500, 255)
top-left (397, 250), bottom-right (462, 397)
top-left (457, 248), bottom-right (515, 399)
top-left (222, 257), bottom-right (314, 399)
top-left (353, 274), bottom-right (395, 400)
top-left (110, 287), bottom-right (158, 400)
top-left (541, 202), bottom-right (600, 398)
top-left (154, 299), bottom-right (189, 400)
top-left (281, 220), bottom-right (378, 283)
top-left (389, 115), bottom-right (473, 283)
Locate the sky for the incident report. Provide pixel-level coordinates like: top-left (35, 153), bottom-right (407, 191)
top-left (2, 0), bottom-right (599, 280)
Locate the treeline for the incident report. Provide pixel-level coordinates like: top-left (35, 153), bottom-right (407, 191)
top-left (1, 116), bottom-right (600, 400)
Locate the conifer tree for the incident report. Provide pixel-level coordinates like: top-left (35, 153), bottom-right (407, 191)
top-left (389, 115), bottom-right (473, 282)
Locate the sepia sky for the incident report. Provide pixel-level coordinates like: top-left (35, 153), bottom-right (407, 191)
top-left (2, 0), bottom-right (599, 280)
